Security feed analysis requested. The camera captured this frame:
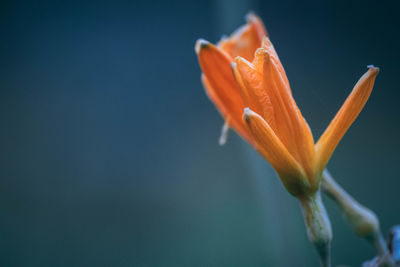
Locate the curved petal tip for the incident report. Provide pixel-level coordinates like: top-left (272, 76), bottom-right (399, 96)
top-left (195, 39), bottom-right (211, 54)
top-left (245, 12), bottom-right (257, 22)
top-left (367, 65), bottom-right (380, 74)
top-left (243, 107), bottom-right (252, 122)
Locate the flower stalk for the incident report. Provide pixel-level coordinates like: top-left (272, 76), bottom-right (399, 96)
top-left (299, 191), bottom-right (332, 267)
top-left (322, 170), bottom-right (388, 256)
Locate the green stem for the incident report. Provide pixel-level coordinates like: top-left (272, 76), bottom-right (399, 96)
top-left (298, 191), bottom-right (332, 267)
top-left (321, 170), bottom-right (388, 256)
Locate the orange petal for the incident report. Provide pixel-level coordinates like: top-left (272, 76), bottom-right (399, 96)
top-left (196, 39), bottom-right (253, 144)
top-left (261, 36), bottom-right (289, 88)
top-left (261, 49), bottom-right (315, 181)
top-left (218, 13), bottom-right (267, 61)
top-left (233, 54), bottom-right (276, 130)
top-left (243, 108), bottom-right (310, 196)
top-left (245, 12), bottom-right (268, 42)
top-left (315, 66), bottom-right (379, 173)
top-left (201, 75), bottom-right (253, 145)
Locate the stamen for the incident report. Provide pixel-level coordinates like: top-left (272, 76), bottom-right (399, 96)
top-left (218, 121), bottom-right (230, 146)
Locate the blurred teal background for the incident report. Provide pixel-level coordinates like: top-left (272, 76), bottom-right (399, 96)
top-left (0, 0), bottom-right (399, 266)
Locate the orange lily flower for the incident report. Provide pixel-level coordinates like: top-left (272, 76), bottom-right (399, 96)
top-left (195, 14), bottom-right (379, 196)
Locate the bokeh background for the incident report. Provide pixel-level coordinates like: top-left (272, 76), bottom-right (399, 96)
top-left (1, 0), bottom-right (399, 266)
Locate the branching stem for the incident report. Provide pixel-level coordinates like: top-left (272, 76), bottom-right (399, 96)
top-left (321, 170), bottom-right (388, 255)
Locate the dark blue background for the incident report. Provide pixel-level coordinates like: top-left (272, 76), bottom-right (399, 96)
top-left (0, 0), bottom-right (399, 266)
